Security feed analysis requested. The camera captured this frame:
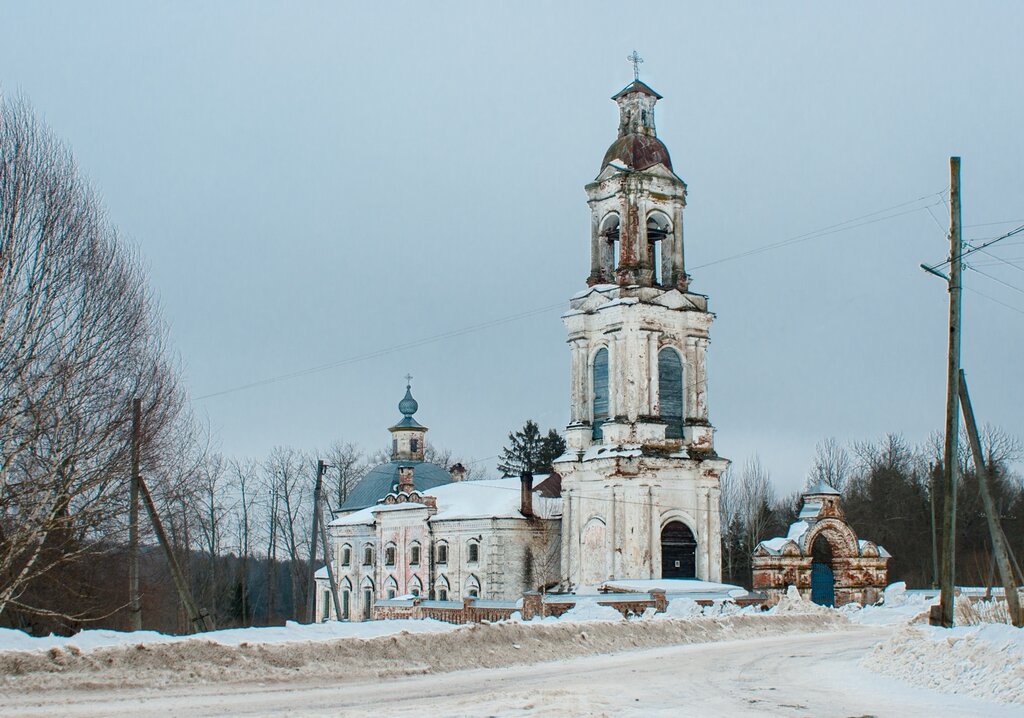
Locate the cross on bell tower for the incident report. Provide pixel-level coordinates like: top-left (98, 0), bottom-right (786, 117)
top-left (627, 50), bottom-right (643, 81)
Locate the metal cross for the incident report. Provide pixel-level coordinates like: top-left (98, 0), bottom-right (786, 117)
top-left (627, 51), bottom-right (643, 81)
top-left (404, 373), bottom-right (413, 386)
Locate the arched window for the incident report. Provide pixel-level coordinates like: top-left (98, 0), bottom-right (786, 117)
top-left (436, 541), bottom-right (449, 565)
top-left (599, 213), bottom-right (620, 279)
top-left (410, 576), bottom-right (423, 597)
top-left (340, 577), bottom-right (352, 620)
top-left (658, 347), bottom-right (684, 439)
top-left (360, 577), bottom-right (374, 620)
top-left (362, 544), bottom-right (374, 566)
top-left (435, 575), bottom-right (450, 601)
top-left (340, 544), bottom-right (352, 567)
top-left (467, 539), bottom-right (480, 563)
top-left (384, 575), bottom-right (398, 600)
top-left (409, 541), bottom-right (421, 566)
top-left (465, 575), bottom-right (481, 599)
top-left (647, 211), bottom-right (671, 285)
top-left (592, 347), bottom-right (609, 441)
top-left (384, 542), bottom-right (396, 567)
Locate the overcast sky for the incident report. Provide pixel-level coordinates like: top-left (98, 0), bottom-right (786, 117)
top-left (2, 2), bottom-right (1022, 493)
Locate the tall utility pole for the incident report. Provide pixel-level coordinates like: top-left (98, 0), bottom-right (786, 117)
top-left (937, 156), bottom-right (963, 628)
top-left (304, 460), bottom-right (326, 622)
top-left (128, 397), bottom-right (142, 631)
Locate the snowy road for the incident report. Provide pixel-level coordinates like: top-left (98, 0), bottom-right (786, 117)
top-left (1, 626), bottom-right (1013, 717)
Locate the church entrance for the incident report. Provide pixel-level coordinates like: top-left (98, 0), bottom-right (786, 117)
top-left (661, 521), bottom-right (696, 579)
top-left (810, 535), bottom-right (835, 606)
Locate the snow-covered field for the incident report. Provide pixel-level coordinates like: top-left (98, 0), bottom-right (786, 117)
top-left (0, 586), bottom-right (1019, 717)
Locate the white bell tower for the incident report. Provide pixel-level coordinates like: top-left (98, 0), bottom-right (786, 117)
top-left (556, 70), bottom-right (730, 590)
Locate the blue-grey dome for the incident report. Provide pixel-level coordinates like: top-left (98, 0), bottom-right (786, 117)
top-left (339, 460), bottom-right (453, 512)
top-left (398, 385), bottom-right (418, 417)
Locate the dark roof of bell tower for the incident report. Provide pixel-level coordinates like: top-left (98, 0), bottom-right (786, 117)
top-left (611, 79), bottom-right (663, 100)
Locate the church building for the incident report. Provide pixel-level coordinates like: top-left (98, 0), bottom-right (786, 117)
top-left (316, 73), bottom-right (729, 621)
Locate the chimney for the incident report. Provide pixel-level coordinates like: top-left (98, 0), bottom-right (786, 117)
top-left (449, 463), bottom-right (466, 482)
top-left (398, 465), bottom-right (414, 493)
top-left (520, 471), bottom-right (534, 517)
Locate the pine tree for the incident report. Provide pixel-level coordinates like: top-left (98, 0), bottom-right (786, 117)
top-left (497, 420), bottom-right (566, 476)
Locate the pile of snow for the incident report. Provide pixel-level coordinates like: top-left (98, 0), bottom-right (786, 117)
top-left (658, 597), bottom-right (703, 619)
top-left (865, 622), bottom-right (1024, 704)
top-left (599, 578), bottom-right (744, 596)
top-left (0, 618), bottom-right (456, 654)
top-left (557, 599), bottom-right (624, 622)
top-left (769, 585), bottom-right (833, 616)
top-left (848, 582), bottom-right (936, 626)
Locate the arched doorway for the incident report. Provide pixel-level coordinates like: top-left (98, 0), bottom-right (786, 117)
top-left (810, 534), bottom-right (835, 606)
top-left (661, 521), bottom-right (696, 578)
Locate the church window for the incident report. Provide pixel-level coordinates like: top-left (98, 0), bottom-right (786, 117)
top-left (341, 545), bottom-right (351, 567)
top-left (363, 545), bottom-right (374, 566)
top-left (599, 213), bottom-right (620, 279)
top-left (392, 437), bottom-right (398, 455)
top-left (361, 577), bottom-right (374, 620)
top-left (435, 576), bottom-right (450, 601)
top-left (592, 347), bottom-right (609, 440)
top-left (410, 576), bottom-right (422, 597)
top-left (323, 591), bottom-right (331, 619)
top-left (436, 542), bottom-right (449, 565)
top-left (384, 544), bottom-right (396, 566)
top-left (647, 211), bottom-right (671, 286)
top-left (465, 575), bottom-right (481, 599)
top-left (410, 438), bottom-right (419, 453)
top-left (467, 540), bottom-right (479, 563)
top-left (409, 543), bottom-right (421, 566)
top-left (342, 590), bottom-right (350, 619)
top-left (384, 576), bottom-right (398, 600)
top-left (658, 347), bottom-right (684, 439)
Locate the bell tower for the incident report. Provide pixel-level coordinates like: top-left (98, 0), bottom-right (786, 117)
top-left (555, 68), bottom-right (730, 590)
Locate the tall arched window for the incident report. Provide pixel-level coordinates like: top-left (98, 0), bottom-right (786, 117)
top-left (658, 347), bottom-right (684, 439)
top-left (647, 211), bottom-right (671, 286)
top-left (599, 213), bottom-right (620, 279)
top-left (592, 347), bottom-right (609, 441)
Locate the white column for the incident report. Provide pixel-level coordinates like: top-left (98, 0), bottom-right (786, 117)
top-left (607, 485), bottom-right (617, 579)
top-left (695, 337), bottom-right (709, 421)
top-left (647, 331), bottom-right (658, 416)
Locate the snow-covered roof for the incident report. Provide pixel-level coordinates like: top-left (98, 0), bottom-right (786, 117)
top-left (798, 500), bottom-right (823, 520)
top-left (329, 477), bottom-right (561, 527)
top-left (757, 521), bottom-right (809, 555)
top-left (429, 478), bottom-right (560, 521)
top-left (805, 481), bottom-right (841, 496)
top-left (314, 566), bottom-right (329, 580)
top-left (581, 443), bottom-right (642, 462)
top-left (859, 539), bottom-right (892, 558)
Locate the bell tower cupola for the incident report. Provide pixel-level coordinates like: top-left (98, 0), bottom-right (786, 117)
top-left (588, 71), bottom-right (688, 290)
top-left (389, 378), bottom-right (426, 461)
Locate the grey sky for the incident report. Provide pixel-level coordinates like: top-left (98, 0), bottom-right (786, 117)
top-left (2, 2), bottom-right (1022, 492)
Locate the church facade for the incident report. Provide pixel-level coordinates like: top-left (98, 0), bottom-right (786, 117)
top-left (316, 75), bottom-right (729, 621)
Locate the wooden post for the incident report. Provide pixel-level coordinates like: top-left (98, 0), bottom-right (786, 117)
top-left (958, 370), bottom-right (1022, 627)
top-left (137, 473), bottom-right (213, 633)
top-left (318, 496), bottom-right (344, 620)
top-left (936, 156), bottom-right (962, 628)
top-left (128, 398), bottom-right (142, 631)
top-left (305, 460), bottom-right (325, 622)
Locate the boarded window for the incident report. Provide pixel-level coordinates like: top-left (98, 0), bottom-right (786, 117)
top-left (363, 546), bottom-right (373, 566)
top-left (592, 347), bottom-right (609, 440)
top-left (410, 545), bottom-right (420, 565)
top-left (341, 546), bottom-right (351, 566)
top-left (437, 544), bottom-right (448, 564)
top-left (658, 347), bottom-right (684, 439)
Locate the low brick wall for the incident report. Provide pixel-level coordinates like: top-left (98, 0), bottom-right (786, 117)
top-left (372, 589), bottom-right (766, 624)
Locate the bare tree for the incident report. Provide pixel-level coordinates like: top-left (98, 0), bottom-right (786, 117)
top-left (0, 94), bottom-right (189, 625)
top-left (806, 437), bottom-right (852, 494)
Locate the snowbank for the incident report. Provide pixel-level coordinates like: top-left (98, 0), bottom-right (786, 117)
top-left (0, 618), bottom-right (456, 654)
top-left (558, 599), bottom-right (624, 622)
top-left (848, 581), bottom-right (937, 626)
top-left (769, 585), bottom-right (834, 616)
top-left (0, 613), bottom-right (847, 692)
top-left (865, 622), bottom-right (1024, 704)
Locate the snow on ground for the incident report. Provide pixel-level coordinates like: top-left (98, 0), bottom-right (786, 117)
top-left (866, 621), bottom-right (1024, 705)
top-left (0, 618), bottom-right (457, 653)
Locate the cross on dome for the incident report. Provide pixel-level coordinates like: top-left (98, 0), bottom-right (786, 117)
top-left (627, 50), bottom-right (643, 81)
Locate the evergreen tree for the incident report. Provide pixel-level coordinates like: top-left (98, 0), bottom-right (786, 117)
top-left (497, 420), bottom-right (566, 476)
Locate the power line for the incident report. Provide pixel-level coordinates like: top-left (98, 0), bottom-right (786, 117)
top-left (966, 264), bottom-right (1024, 297)
top-left (930, 223), bottom-right (1024, 271)
top-left (195, 191), bottom-right (944, 402)
top-left (964, 285), bottom-right (1024, 317)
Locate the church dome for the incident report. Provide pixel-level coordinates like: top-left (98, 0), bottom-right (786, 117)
top-left (339, 460), bottom-right (453, 512)
top-left (602, 134), bottom-right (673, 172)
top-left (398, 384), bottom-right (418, 417)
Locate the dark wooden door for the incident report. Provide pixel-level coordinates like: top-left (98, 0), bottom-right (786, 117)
top-left (661, 521), bottom-right (696, 578)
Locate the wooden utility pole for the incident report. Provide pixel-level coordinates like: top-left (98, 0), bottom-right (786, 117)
top-left (304, 460), bottom-right (326, 622)
top-left (128, 398), bottom-right (142, 631)
top-left (318, 494), bottom-right (343, 620)
top-left (958, 370), bottom-right (1023, 627)
top-left (934, 157), bottom-right (963, 627)
top-left (137, 474), bottom-right (213, 633)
